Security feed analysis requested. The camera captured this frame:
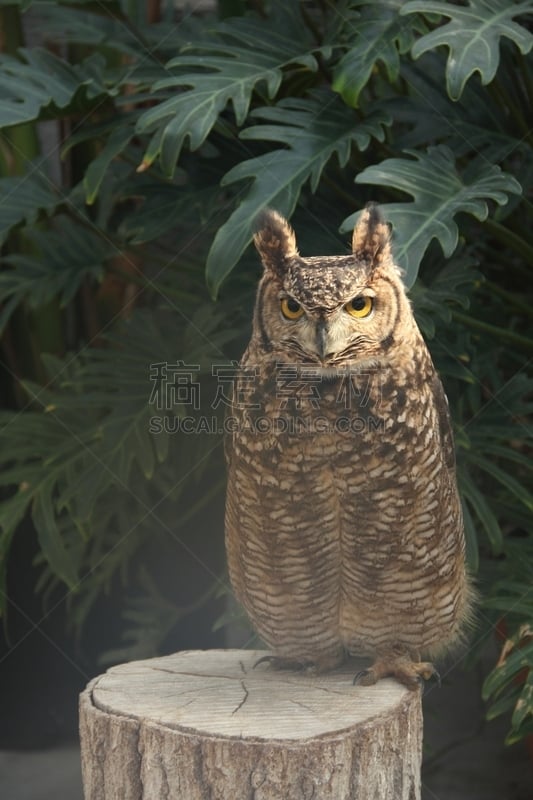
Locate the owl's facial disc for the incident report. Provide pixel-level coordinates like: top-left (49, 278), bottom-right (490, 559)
top-left (255, 242), bottom-right (403, 369)
top-left (277, 295), bottom-right (379, 367)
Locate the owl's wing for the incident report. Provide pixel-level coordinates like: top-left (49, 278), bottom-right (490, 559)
top-left (432, 373), bottom-right (456, 470)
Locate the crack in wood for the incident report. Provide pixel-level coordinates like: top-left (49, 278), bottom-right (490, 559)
top-left (289, 698), bottom-right (316, 714)
top-left (146, 667), bottom-right (240, 680)
top-left (231, 680), bottom-right (249, 715)
top-left (144, 665), bottom-right (352, 695)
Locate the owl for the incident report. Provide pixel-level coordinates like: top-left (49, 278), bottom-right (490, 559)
top-left (224, 204), bottom-right (473, 689)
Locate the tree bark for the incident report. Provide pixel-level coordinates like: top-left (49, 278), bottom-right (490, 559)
top-left (79, 649), bottom-right (422, 800)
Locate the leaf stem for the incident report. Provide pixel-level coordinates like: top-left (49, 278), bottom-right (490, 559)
top-left (483, 281), bottom-right (533, 317)
top-left (451, 310), bottom-right (533, 354)
top-left (518, 52), bottom-right (533, 113)
top-left (483, 218), bottom-right (533, 267)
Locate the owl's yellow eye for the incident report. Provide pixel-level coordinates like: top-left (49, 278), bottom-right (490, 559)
top-left (280, 297), bottom-right (305, 320)
top-left (345, 296), bottom-right (373, 318)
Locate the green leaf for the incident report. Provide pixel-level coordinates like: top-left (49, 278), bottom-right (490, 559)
top-left (135, 14), bottom-right (320, 176)
top-left (485, 686), bottom-right (521, 720)
top-left (512, 671), bottom-right (533, 731)
top-left (345, 145), bottom-right (521, 285)
top-left (0, 169), bottom-right (60, 245)
top-left (84, 124), bottom-right (136, 204)
top-left (0, 290), bottom-right (235, 610)
top-left (332, 0), bottom-right (425, 106)
top-left (36, 2), bottom-right (160, 58)
top-left (484, 593), bottom-right (533, 618)
top-left (468, 453), bottom-right (533, 512)
top-left (472, 443), bottom-right (533, 473)
top-left (387, 55), bottom-right (527, 162)
top-left (206, 91), bottom-right (390, 296)
top-left (0, 217), bottom-right (109, 334)
top-left (0, 48), bottom-right (114, 128)
top-left (401, 0), bottom-right (533, 100)
top-left (459, 469), bottom-right (504, 554)
top-left (118, 183), bottom-right (212, 245)
top-left (411, 253), bottom-right (480, 337)
top-left (32, 479), bottom-right (79, 589)
top-left (23, 307), bottom-right (231, 521)
top-left (461, 373), bottom-right (533, 445)
top-left (506, 718), bottom-right (533, 746)
top-left (483, 641), bottom-right (533, 698)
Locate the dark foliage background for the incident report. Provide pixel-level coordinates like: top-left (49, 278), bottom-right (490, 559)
top-left (0, 0), bottom-right (532, 756)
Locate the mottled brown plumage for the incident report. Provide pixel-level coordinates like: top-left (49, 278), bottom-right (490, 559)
top-left (225, 205), bottom-right (473, 689)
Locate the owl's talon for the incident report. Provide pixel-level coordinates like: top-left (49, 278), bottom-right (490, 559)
top-left (253, 655), bottom-right (276, 670)
top-left (352, 655), bottom-right (439, 691)
top-left (253, 655), bottom-right (313, 671)
top-left (416, 661), bottom-right (440, 687)
top-left (353, 668), bottom-right (376, 686)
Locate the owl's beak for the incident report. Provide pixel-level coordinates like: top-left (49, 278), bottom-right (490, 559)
top-left (316, 320), bottom-right (331, 362)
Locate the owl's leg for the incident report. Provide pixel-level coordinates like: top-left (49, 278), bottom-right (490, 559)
top-left (353, 649), bottom-right (440, 691)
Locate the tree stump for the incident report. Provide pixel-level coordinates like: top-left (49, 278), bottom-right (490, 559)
top-left (79, 649), bottom-right (422, 800)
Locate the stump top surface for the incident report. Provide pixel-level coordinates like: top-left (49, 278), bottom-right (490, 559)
top-left (90, 649), bottom-right (413, 742)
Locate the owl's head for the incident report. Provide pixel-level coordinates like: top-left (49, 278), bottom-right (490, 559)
top-left (252, 205), bottom-right (415, 370)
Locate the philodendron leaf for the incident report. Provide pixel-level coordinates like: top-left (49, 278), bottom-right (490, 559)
top-left (0, 169), bottom-right (60, 246)
top-left (84, 124), bottom-right (136, 204)
top-left (136, 13), bottom-right (321, 176)
top-left (0, 48), bottom-right (113, 128)
top-left (0, 217), bottom-right (108, 334)
top-left (205, 91), bottom-right (390, 297)
top-left (332, 0), bottom-right (426, 107)
top-left (32, 478), bottom-right (80, 590)
top-left (342, 145), bottom-right (521, 286)
top-left (387, 55), bottom-right (528, 162)
top-left (401, 0), bottom-right (533, 100)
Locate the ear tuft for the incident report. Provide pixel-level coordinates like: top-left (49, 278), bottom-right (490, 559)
top-left (351, 202), bottom-right (392, 268)
top-left (253, 209), bottom-right (298, 277)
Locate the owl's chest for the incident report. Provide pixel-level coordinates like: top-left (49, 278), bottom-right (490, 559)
top-left (227, 366), bottom-right (452, 605)
top-left (231, 367), bottom-right (435, 475)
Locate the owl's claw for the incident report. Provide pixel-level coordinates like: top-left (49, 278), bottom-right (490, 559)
top-left (353, 668), bottom-right (373, 686)
top-left (253, 654), bottom-right (315, 672)
top-left (352, 656), bottom-right (440, 691)
top-left (253, 655), bottom-right (279, 670)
